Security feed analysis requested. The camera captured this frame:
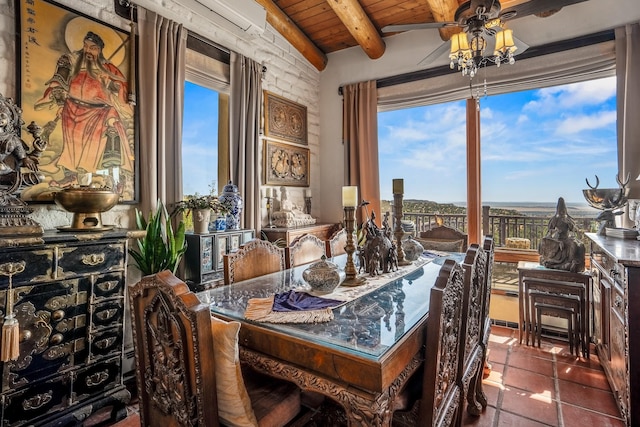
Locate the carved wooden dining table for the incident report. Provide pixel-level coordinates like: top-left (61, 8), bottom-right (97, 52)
top-left (197, 254), bottom-right (450, 426)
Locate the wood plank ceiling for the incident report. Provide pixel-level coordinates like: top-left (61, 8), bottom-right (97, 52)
top-left (253, 0), bottom-right (577, 71)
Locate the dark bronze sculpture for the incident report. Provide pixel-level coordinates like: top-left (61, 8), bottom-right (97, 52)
top-left (538, 197), bottom-right (585, 273)
top-left (0, 93), bottom-right (47, 237)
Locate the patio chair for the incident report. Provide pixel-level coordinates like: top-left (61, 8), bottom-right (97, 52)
top-left (129, 270), bottom-right (302, 427)
top-left (417, 224), bottom-right (468, 253)
top-left (224, 239), bottom-right (286, 285)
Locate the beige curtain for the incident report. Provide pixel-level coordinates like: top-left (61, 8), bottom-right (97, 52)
top-left (616, 23), bottom-right (640, 212)
top-left (137, 8), bottom-right (187, 215)
top-left (342, 81), bottom-right (380, 224)
top-left (229, 53), bottom-right (262, 234)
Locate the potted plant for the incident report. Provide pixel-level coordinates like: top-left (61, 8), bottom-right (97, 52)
top-left (172, 193), bottom-right (229, 233)
top-left (129, 200), bottom-right (187, 276)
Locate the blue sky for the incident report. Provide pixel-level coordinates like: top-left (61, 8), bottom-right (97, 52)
top-left (183, 76), bottom-right (618, 204)
top-left (378, 76), bottom-right (618, 203)
top-left (182, 81), bottom-right (220, 196)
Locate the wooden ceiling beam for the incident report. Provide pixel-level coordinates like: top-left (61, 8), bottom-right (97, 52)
top-left (426, 0), bottom-right (463, 41)
top-left (255, 0), bottom-right (328, 71)
top-left (325, 0), bottom-right (386, 60)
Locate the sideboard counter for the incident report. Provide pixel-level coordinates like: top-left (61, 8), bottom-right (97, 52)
top-left (586, 232), bottom-right (640, 267)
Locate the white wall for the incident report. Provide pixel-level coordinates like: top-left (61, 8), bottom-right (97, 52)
top-left (0, 0), bottom-right (320, 228)
top-left (317, 0), bottom-right (640, 224)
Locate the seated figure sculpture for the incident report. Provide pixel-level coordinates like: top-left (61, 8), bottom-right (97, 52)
top-left (272, 186), bottom-right (316, 228)
top-left (538, 197), bottom-right (585, 273)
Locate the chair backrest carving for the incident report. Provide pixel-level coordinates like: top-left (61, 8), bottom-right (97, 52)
top-left (421, 258), bottom-right (464, 426)
top-left (461, 244), bottom-right (486, 366)
top-left (325, 228), bottom-right (348, 257)
top-left (481, 235), bottom-right (495, 344)
top-left (129, 270), bottom-right (219, 427)
top-left (224, 239), bottom-right (285, 285)
top-left (418, 225), bottom-right (468, 253)
top-left (285, 233), bottom-right (327, 268)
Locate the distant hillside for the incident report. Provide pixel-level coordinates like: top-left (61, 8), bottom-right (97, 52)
top-left (380, 199), bottom-right (522, 216)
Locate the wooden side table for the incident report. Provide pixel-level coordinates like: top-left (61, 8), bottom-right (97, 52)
top-left (517, 261), bottom-right (592, 350)
top-left (262, 223), bottom-right (338, 246)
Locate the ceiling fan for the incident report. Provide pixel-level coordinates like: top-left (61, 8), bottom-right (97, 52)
top-left (381, 0), bottom-right (588, 74)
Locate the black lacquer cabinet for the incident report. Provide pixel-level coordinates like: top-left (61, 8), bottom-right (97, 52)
top-left (0, 230), bottom-right (133, 426)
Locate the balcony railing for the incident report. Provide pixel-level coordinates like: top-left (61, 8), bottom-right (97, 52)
top-left (402, 205), bottom-right (598, 250)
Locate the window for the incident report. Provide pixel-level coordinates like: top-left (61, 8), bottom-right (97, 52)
top-left (378, 76), bottom-right (617, 211)
top-left (182, 36), bottom-right (230, 199)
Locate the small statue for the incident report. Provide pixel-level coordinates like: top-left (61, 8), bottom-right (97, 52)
top-left (538, 197), bottom-right (585, 273)
top-left (368, 246), bottom-right (380, 277)
top-left (272, 186), bottom-right (316, 228)
top-left (387, 243), bottom-right (399, 272)
top-left (0, 93), bottom-right (46, 237)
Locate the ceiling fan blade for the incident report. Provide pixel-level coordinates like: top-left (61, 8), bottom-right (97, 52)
top-left (381, 22), bottom-right (460, 33)
top-left (417, 41), bottom-right (451, 67)
top-left (512, 35), bottom-right (530, 56)
top-left (500, 0), bottom-right (588, 21)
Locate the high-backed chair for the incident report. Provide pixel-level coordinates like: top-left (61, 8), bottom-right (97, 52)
top-left (129, 270), bottom-right (302, 427)
top-left (285, 233), bottom-right (327, 268)
top-left (457, 244), bottom-right (488, 422)
top-left (325, 228), bottom-right (348, 257)
top-left (417, 225), bottom-right (468, 253)
top-left (479, 236), bottom-right (495, 381)
top-left (393, 259), bottom-right (465, 426)
top-left (224, 239), bottom-right (286, 285)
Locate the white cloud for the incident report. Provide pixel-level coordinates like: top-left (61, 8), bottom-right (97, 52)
top-left (524, 76), bottom-right (616, 114)
top-left (555, 110), bottom-right (616, 134)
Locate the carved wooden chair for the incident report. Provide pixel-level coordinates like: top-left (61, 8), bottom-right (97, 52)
top-left (479, 236), bottom-right (495, 379)
top-left (325, 228), bottom-right (348, 257)
top-left (285, 233), bottom-right (327, 268)
top-left (129, 270), bottom-right (302, 427)
top-left (456, 244), bottom-right (489, 423)
top-left (417, 224), bottom-right (469, 253)
top-left (393, 259), bottom-right (465, 426)
top-left (223, 239), bottom-right (286, 285)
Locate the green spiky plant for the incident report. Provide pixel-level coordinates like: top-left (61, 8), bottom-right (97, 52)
top-left (129, 200), bottom-right (187, 276)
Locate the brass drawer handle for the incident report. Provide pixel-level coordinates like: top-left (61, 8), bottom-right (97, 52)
top-left (0, 261), bottom-right (26, 276)
top-left (86, 370), bottom-right (110, 387)
top-left (97, 281), bottom-right (119, 292)
top-left (22, 391), bottom-right (52, 410)
top-left (96, 308), bottom-right (119, 321)
top-left (49, 333), bottom-right (63, 345)
top-left (94, 337), bottom-right (117, 350)
top-left (81, 253), bottom-right (105, 266)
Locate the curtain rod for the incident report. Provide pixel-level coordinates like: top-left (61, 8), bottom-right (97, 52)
top-left (338, 29), bottom-right (615, 95)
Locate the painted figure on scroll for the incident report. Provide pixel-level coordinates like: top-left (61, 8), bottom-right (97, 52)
top-left (35, 31), bottom-right (134, 187)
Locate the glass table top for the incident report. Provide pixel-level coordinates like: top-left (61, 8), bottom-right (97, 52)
top-left (197, 254), bottom-right (453, 360)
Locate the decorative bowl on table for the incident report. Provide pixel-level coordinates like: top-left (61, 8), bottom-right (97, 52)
top-left (54, 186), bottom-right (120, 231)
top-left (302, 256), bottom-right (345, 295)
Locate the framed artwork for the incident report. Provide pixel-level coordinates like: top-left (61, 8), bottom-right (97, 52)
top-left (263, 91), bottom-right (307, 145)
top-left (16, 0), bottom-right (138, 202)
top-left (230, 235), bottom-right (241, 252)
top-left (264, 140), bottom-right (310, 187)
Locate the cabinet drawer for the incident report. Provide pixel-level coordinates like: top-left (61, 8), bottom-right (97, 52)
top-left (612, 283), bottom-right (626, 320)
top-left (91, 299), bottom-right (124, 330)
top-left (591, 250), bottom-right (625, 288)
top-left (3, 375), bottom-right (69, 425)
top-left (57, 242), bottom-right (126, 277)
top-left (93, 273), bottom-right (125, 300)
top-left (89, 329), bottom-right (123, 360)
top-left (0, 248), bottom-right (54, 287)
top-left (72, 357), bottom-right (121, 403)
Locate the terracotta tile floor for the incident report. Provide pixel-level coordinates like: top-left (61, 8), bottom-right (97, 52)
top-left (109, 326), bottom-right (625, 427)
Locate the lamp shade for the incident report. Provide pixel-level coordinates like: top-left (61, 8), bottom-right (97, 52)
top-left (494, 28), bottom-right (516, 56)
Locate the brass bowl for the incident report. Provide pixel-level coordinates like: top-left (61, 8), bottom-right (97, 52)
top-left (54, 187), bottom-right (119, 230)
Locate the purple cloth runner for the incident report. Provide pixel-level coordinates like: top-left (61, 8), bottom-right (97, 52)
top-left (272, 290), bottom-right (343, 312)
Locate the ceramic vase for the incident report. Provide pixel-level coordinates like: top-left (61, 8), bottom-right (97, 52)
top-left (219, 181), bottom-right (243, 230)
top-left (193, 209), bottom-right (211, 234)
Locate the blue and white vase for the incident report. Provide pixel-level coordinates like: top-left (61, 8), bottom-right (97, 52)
top-left (219, 181), bottom-right (243, 230)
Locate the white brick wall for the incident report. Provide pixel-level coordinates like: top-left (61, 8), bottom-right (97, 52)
top-left (0, 0), bottom-right (320, 227)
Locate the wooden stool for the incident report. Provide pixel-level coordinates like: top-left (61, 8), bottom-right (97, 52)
top-left (522, 276), bottom-right (588, 357)
top-left (534, 302), bottom-right (579, 355)
top-left (530, 290), bottom-right (581, 356)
